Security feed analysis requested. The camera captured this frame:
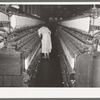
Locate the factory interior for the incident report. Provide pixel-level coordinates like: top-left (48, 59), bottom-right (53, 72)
top-left (0, 4), bottom-right (100, 87)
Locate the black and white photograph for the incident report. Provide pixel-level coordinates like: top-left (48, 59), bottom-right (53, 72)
top-left (0, 3), bottom-right (100, 88)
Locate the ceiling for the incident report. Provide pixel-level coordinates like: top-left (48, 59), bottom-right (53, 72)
top-left (37, 5), bottom-right (100, 20)
top-left (1, 4), bottom-right (100, 21)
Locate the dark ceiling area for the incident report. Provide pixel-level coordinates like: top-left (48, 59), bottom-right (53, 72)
top-left (40, 5), bottom-right (93, 19)
top-left (1, 4), bottom-right (100, 21)
top-left (28, 5), bottom-right (100, 20)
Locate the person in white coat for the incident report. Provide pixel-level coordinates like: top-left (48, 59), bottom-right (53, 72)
top-left (38, 26), bottom-right (52, 58)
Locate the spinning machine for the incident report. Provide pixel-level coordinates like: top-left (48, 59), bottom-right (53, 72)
top-left (0, 10), bottom-right (44, 87)
top-left (56, 18), bottom-right (100, 87)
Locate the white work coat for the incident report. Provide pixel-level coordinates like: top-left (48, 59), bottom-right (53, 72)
top-left (38, 26), bottom-right (52, 53)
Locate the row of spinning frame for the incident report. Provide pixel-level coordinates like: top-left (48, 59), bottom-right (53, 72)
top-left (56, 25), bottom-right (100, 87)
top-left (0, 11), bottom-right (44, 87)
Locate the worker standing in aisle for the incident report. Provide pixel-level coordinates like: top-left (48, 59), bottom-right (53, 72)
top-left (38, 26), bottom-right (52, 59)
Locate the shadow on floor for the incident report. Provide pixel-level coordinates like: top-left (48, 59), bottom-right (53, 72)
top-left (33, 57), bottom-right (63, 87)
top-left (33, 36), bottom-right (63, 87)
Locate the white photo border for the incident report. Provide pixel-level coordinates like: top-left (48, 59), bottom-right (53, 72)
top-left (0, 2), bottom-right (100, 98)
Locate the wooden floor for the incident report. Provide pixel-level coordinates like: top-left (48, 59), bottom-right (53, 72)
top-left (34, 54), bottom-right (63, 87)
top-left (31, 24), bottom-right (64, 87)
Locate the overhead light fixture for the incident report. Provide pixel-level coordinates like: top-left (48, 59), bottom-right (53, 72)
top-left (92, 4), bottom-right (96, 10)
top-left (32, 14), bottom-right (40, 18)
top-left (11, 5), bottom-right (20, 9)
top-left (64, 8), bottom-right (66, 10)
top-left (59, 17), bottom-right (63, 20)
top-left (91, 4), bottom-right (98, 19)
